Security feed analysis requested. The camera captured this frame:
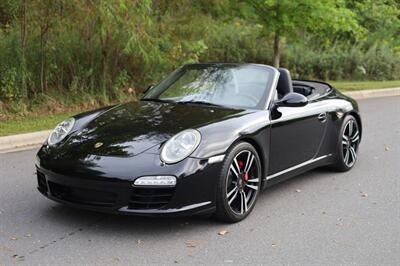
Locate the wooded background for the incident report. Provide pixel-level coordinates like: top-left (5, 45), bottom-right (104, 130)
top-left (0, 0), bottom-right (399, 115)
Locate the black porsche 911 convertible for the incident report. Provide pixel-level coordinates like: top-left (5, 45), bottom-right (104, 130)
top-left (36, 63), bottom-right (362, 222)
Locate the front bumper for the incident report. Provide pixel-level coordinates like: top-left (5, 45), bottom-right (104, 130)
top-left (35, 154), bottom-right (222, 217)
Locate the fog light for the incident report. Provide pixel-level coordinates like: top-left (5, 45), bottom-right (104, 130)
top-left (133, 176), bottom-right (177, 187)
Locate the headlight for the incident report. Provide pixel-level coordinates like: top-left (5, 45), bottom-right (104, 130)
top-left (47, 118), bottom-right (75, 145)
top-left (160, 129), bottom-right (201, 164)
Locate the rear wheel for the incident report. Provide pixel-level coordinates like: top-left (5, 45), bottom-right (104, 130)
top-left (215, 142), bottom-right (262, 222)
top-left (331, 115), bottom-right (360, 171)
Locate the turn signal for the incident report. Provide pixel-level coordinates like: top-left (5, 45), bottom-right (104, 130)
top-left (133, 176), bottom-right (176, 187)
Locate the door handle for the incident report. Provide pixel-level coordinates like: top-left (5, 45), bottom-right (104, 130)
top-left (318, 112), bottom-right (327, 123)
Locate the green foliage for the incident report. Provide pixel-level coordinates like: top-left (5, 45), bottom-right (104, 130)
top-left (348, 0), bottom-right (400, 46)
top-left (0, 0), bottom-right (399, 116)
top-left (0, 68), bottom-right (18, 100)
top-left (202, 20), bottom-right (271, 62)
top-left (248, 0), bottom-right (361, 35)
top-left (285, 42), bottom-right (400, 81)
top-left (331, 80), bottom-right (400, 91)
top-left (247, 0), bottom-right (365, 66)
top-left (0, 111), bottom-right (78, 136)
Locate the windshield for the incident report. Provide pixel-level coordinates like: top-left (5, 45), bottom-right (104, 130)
top-left (143, 64), bottom-right (275, 109)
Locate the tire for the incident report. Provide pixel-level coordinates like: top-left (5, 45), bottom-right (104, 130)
top-left (214, 141), bottom-right (262, 223)
top-left (330, 115), bottom-right (360, 172)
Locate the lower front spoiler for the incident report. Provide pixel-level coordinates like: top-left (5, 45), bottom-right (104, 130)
top-left (39, 188), bottom-right (215, 217)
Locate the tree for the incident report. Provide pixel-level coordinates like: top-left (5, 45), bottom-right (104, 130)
top-left (20, 0), bottom-right (27, 98)
top-left (348, 0), bottom-right (400, 47)
top-left (247, 0), bottom-right (361, 67)
top-left (0, 0), bottom-right (18, 28)
top-left (30, 0), bottom-right (64, 93)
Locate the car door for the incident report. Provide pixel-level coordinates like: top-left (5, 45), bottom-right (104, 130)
top-left (268, 100), bottom-right (328, 175)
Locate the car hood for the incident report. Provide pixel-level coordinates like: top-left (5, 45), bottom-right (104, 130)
top-left (59, 101), bottom-right (247, 157)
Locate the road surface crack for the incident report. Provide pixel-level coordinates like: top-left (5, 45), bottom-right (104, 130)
top-left (10, 217), bottom-right (106, 262)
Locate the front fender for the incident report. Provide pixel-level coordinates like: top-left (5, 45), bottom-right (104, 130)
top-left (191, 111), bottom-right (271, 159)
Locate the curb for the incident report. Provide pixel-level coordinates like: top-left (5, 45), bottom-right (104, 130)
top-left (343, 87), bottom-right (400, 99)
top-left (0, 87), bottom-right (399, 153)
top-left (0, 130), bottom-right (51, 154)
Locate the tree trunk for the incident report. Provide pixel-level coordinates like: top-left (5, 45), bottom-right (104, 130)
top-left (102, 48), bottom-right (107, 92)
top-left (273, 29), bottom-right (281, 68)
top-left (100, 32), bottom-right (108, 94)
top-left (40, 7), bottom-right (50, 93)
top-left (40, 26), bottom-right (47, 93)
top-left (20, 0), bottom-right (27, 98)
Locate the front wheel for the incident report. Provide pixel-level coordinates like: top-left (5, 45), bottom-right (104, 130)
top-left (331, 115), bottom-right (360, 172)
top-left (214, 142), bottom-right (262, 222)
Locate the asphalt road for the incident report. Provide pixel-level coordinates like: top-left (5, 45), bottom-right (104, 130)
top-left (1, 96), bottom-right (399, 266)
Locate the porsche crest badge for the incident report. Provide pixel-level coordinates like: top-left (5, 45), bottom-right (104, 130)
top-left (94, 142), bottom-right (103, 149)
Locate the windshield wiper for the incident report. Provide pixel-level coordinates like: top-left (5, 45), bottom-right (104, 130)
top-left (142, 98), bottom-right (225, 108)
top-left (141, 98), bottom-right (174, 103)
top-left (177, 100), bottom-right (224, 108)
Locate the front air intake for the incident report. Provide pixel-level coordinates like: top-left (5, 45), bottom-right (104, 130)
top-left (128, 187), bottom-right (175, 210)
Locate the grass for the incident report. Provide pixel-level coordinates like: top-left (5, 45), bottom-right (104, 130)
top-left (1, 80), bottom-right (400, 137)
top-left (0, 111), bottom-right (78, 137)
top-left (330, 80), bottom-right (400, 91)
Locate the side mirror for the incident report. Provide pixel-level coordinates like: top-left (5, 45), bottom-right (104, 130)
top-left (275, 92), bottom-right (308, 107)
top-left (144, 84), bottom-right (154, 94)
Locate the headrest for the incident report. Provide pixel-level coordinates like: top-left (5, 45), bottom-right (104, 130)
top-left (277, 68), bottom-right (293, 96)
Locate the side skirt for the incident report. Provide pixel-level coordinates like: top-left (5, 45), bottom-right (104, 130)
top-left (262, 155), bottom-right (333, 189)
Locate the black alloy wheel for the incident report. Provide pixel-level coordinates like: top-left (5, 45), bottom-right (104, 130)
top-left (331, 115), bottom-right (360, 171)
top-left (215, 142), bottom-right (262, 222)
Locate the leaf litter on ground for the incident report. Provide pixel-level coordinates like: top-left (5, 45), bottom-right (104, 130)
top-left (218, 230), bottom-right (229, 236)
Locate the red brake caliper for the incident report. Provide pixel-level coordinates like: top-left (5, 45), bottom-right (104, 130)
top-left (238, 160), bottom-right (249, 181)
top-left (238, 160), bottom-right (244, 170)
